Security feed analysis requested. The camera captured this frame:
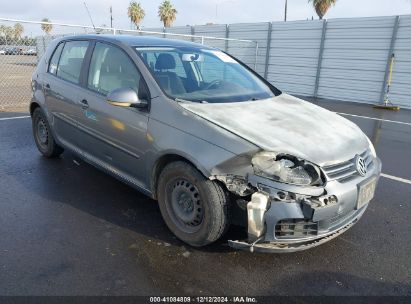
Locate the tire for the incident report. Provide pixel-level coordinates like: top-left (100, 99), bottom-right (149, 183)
top-left (157, 161), bottom-right (230, 247)
top-left (32, 107), bottom-right (64, 158)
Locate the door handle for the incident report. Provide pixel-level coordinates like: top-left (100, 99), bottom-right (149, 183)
top-left (44, 83), bottom-right (51, 91)
top-left (80, 99), bottom-right (89, 109)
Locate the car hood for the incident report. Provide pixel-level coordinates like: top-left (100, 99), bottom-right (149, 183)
top-left (179, 94), bottom-right (369, 166)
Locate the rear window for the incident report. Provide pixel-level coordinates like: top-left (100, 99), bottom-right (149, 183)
top-left (48, 43), bottom-right (64, 75)
top-left (56, 41), bottom-right (89, 84)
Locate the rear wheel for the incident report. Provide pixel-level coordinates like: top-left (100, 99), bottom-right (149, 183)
top-left (32, 107), bottom-right (64, 158)
top-left (157, 161), bottom-right (230, 247)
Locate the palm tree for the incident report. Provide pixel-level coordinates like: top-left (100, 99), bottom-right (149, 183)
top-left (0, 25), bottom-right (8, 44)
top-left (13, 23), bottom-right (24, 40)
top-left (308, 0), bottom-right (337, 20)
top-left (0, 25), bottom-right (14, 45)
top-left (158, 0), bottom-right (177, 28)
top-left (41, 18), bottom-right (53, 35)
top-left (128, 1), bottom-right (145, 29)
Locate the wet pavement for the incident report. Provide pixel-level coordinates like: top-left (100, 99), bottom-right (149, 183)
top-left (0, 100), bottom-right (410, 296)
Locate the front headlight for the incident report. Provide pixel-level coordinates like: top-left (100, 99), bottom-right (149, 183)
top-left (251, 151), bottom-right (321, 186)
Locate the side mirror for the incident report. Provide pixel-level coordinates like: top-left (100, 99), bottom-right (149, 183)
top-left (107, 87), bottom-right (147, 108)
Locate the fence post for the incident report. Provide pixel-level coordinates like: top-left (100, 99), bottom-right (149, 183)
top-left (42, 36), bottom-right (46, 57)
top-left (379, 15), bottom-right (400, 104)
top-left (314, 19), bottom-right (327, 99)
top-left (263, 22), bottom-right (273, 79)
top-left (254, 42), bottom-right (259, 70)
top-left (225, 24), bottom-right (229, 52)
top-left (191, 26), bottom-right (195, 42)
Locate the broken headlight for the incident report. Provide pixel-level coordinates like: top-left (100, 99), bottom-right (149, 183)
top-left (251, 152), bottom-right (321, 186)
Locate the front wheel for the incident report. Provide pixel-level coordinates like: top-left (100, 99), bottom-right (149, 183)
top-left (32, 107), bottom-right (64, 158)
top-left (157, 161), bottom-right (230, 247)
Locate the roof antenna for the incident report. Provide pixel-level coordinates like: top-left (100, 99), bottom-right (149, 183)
top-left (83, 1), bottom-right (96, 31)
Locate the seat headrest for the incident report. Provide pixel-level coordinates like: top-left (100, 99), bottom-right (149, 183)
top-left (155, 53), bottom-right (176, 70)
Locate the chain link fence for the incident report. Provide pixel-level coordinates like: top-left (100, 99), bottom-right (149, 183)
top-left (0, 18), bottom-right (258, 110)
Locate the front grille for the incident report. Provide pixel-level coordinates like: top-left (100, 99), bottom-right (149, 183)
top-left (318, 209), bottom-right (352, 229)
top-left (275, 219), bottom-right (318, 239)
top-left (321, 149), bottom-right (374, 182)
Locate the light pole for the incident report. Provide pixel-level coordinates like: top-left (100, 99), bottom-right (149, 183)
top-left (110, 6), bottom-right (113, 28)
top-left (284, 0), bottom-right (288, 22)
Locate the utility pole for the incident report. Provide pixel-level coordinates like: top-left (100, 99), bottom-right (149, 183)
top-left (110, 6), bottom-right (113, 28)
top-left (284, 0), bottom-right (288, 22)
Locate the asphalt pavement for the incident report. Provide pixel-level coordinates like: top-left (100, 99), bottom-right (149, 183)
top-left (0, 100), bottom-right (410, 296)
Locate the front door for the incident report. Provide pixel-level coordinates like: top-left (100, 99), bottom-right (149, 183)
top-left (76, 42), bottom-right (150, 189)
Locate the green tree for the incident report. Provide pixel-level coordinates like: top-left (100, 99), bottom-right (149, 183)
top-left (308, 0), bottom-right (337, 19)
top-left (41, 18), bottom-right (53, 35)
top-left (128, 1), bottom-right (145, 29)
top-left (158, 0), bottom-right (177, 28)
top-left (13, 23), bottom-right (24, 40)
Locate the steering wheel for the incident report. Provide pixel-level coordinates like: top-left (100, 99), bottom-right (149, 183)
top-left (204, 80), bottom-right (223, 90)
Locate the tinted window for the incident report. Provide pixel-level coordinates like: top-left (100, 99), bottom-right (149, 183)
top-left (48, 43), bottom-right (64, 75)
top-left (57, 41), bottom-right (89, 84)
top-left (88, 42), bottom-right (141, 96)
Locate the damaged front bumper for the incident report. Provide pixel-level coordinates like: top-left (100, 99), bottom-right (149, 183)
top-left (228, 157), bottom-right (382, 253)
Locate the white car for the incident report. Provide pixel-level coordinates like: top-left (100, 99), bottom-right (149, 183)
top-left (23, 49), bottom-right (37, 56)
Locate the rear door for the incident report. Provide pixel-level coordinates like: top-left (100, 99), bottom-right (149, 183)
top-left (75, 41), bottom-right (151, 189)
top-left (43, 40), bottom-right (90, 151)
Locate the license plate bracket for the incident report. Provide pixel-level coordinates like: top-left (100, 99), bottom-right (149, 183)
top-left (357, 177), bottom-right (377, 209)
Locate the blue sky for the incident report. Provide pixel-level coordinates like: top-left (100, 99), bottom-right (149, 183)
top-left (1, 0), bottom-right (411, 35)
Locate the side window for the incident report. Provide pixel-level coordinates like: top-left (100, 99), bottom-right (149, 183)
top-left (48, 43), bottom-right (64, 75)
top-left (88, 42), bottom-right (141, 96)
top-left (57, 41), bottom-right (89, 84)
top-left (141, 52), bottom-right (157, 71)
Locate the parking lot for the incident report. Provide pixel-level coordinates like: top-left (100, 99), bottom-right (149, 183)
top-left (0, 54), bottom-right (37, 110)
top-left (0, 100), bottom-right (410, 296)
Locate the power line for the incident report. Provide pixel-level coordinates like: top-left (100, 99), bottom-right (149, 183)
top-left (83, 1), bottom-right (96, 30)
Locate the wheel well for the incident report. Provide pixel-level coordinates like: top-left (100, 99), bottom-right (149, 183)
top-left (30, 102), bottom-right (40, 116)
top-left (151, 154), bottom-right (203, 200)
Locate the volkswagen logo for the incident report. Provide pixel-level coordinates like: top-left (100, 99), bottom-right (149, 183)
top-left (355, 155), bottom-right (367, 177)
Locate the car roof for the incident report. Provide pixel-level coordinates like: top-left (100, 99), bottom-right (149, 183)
top-left (59, 34), bottom-right (216, 50)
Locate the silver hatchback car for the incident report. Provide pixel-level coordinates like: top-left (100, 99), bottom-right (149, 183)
top-left (31, 35), bottom-right (381, 252)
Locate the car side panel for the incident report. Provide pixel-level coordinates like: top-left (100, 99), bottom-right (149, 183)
top-left (75, 86), bottom-right (150, 190)
top-left (43, 73), bottom-right (83, 148)
top-left (145, 97), bottom-right (260, 193)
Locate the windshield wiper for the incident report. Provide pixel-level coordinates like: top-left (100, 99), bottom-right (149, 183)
top-left (175, 98), bottom-right (192, 103)
top-left (175, 98), bottom-right (207, 104)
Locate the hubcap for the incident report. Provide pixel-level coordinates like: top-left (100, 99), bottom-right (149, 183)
top-left (169, 179), bottom-right (203, 229)
top-left (37, 119), bottom-right (48, 145)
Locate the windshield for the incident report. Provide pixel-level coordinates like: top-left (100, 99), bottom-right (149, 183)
top-left (135, 47), bottom-right (277, 103)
